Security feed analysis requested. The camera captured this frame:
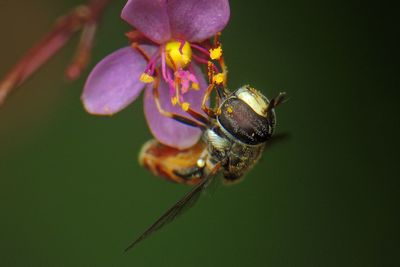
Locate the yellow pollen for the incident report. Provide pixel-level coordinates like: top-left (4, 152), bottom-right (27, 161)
top-left (181, 102), bottom-right (190, 111)
top-left (165, 40), bottom-right (192, 69)
top-left (196, 158), bottom-right (205, 168)
top-left (140, 73), bottom-right (154, 83)
top-left (212, 73), bottom-right (225, 84)
top-left (192, 82), bottom-right (200, 90)
top-left (171, 96), bottom-right (178, 106)
top-left (209, 46), bottom-right (222, 60)
top-left (227, 106), bottom-right (233, 113)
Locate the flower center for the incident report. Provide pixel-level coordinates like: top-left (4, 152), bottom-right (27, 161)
top-left (165, 40), bottom-right (192, 69)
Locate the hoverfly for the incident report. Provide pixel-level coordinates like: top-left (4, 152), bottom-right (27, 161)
top-left (125, 69), bottom-right (286, 251)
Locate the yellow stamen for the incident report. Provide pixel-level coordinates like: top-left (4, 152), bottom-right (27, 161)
top-left (227, 106), bottom-right (233, 114)
top-left (165, 40), bottom-right (192, 69)
top-left (209, 46), bottom-right (222, 60)
top-left (171, 96), bottom-right (178, 106)
top-left (140, 73), bottom-right (154, 83)
top-left (192, 82), bottom-right (199, 90)
top-left (182, 102), bottom-right (190, 111)
top-left (212, 73), bottom-right (225, 85)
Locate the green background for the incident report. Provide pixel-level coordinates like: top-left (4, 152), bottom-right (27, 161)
top-left (0, 0), bottom-right (398, 266)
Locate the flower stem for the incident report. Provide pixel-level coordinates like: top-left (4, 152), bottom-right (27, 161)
top-left (0, 0), bottom-right (111, 106)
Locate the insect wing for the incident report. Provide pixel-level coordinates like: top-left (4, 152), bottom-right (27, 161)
top-left (125, 164), bottom-right (220, 252)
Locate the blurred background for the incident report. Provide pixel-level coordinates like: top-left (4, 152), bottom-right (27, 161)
top-left (0, 0), bottom-right (398, 266)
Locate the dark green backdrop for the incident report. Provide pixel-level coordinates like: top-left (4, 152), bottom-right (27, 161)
top-left (0, 0), bottom-right (398, 266)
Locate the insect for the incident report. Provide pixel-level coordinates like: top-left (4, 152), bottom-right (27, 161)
top-left (125, 69), bottom-right (287, 251)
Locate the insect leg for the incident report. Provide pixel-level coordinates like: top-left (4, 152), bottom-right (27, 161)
top-left (201, 58), bottom-right (230, 118)
top-left (213, 32), bottom-right (228, 88)
top-left (201, 83), bottom-right (217, 118)
top-left (151, 85), bottom-right (207, 129)
top-left (184, 107), bottom-right (210, 125)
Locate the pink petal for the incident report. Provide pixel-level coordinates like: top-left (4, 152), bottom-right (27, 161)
top-left (168, 0), bottom-right (230, 42)
top-left (144, 63), bottom-right (208, 149)
top-left (82, 45), bottom-right (156, 115)
top-left (121, 0), bottom-right (171, 44)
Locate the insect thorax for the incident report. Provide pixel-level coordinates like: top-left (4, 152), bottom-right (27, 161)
top-left (204, 126), bottom-right (265, 183)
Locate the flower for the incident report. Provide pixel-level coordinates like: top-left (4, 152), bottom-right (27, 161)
top-left (81, 0), bottom-right (230, 149)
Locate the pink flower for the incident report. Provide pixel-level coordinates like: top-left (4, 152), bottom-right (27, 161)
top-left (81, 0), bottom-right (230, 149)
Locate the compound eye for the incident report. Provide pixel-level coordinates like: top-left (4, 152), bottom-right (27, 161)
top-left (217, 98), bottom-right (275, 145)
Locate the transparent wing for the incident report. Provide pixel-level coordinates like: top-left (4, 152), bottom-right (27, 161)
top-left (125, 163), bottom-right (221, 252)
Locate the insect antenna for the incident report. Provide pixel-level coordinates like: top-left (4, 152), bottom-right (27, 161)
top-left (268, 92), bottom-right (288, 111)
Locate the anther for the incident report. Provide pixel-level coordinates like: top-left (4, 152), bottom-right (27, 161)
top-left (181, 102), bottom-right (190, 111)
top-left (192, 83), bottom-right (200, 90)
top-left (140, 73), bottom-right (154, 83)
top-left (209, 46), bottom-right (222, 60)
top-left (171, 96), bottom-right (178, 106)
top-left (212, 73), bottom-right (224, 84)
